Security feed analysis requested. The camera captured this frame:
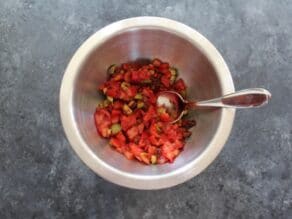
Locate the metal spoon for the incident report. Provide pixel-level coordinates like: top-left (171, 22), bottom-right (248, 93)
top-left (157, 88), bottom-right (271, 123)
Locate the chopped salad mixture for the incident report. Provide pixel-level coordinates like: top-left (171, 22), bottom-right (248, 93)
top-left (94, 59), bottom-right (196, 164)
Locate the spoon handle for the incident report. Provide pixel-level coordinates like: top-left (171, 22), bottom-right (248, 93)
top-left (192, 88), bottom-right (271, 108)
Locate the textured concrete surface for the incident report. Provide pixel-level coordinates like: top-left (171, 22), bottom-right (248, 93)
top-left (0, 0), bottom-right (291, 218)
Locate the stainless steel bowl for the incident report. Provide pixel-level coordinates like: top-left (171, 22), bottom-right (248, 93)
top-left (60, 17), bottom-right (235, 189)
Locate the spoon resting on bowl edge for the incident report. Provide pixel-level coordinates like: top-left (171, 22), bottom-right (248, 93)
top-left (157, 88), bottom-right (271, 123)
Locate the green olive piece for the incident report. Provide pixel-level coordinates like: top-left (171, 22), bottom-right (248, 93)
top-left (137, 101), bottom-right (144, 109)
top-left (121, 82), bottom-right (130, 91)
top-left (170, 67), bottom-right (178, 76)
top-left (123, 104), bottom-right (133, 115)
top-left (170, 67), bottom-right (178, 84)
top-left (102, 99), bottom-right (111, 107)
top-left (106, 96), bottom-right (113, 102)
top-left (140, 153), bottom-right (150, 164)
top-left (134, 93), bottom-right (143, 100)
top-left (111, 123), bottom-right (121, 135)
top-left (107, 64), bottom-right (116, 75)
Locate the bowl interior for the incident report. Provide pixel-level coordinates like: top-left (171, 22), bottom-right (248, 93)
top-left (73, 28), bottom-right (222, 176)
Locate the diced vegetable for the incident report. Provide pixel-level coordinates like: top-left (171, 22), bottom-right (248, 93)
top-left (134, 93), bottom-right (143, 100)
top-left (110, 123), bottom-right (121, 135)
top-left (170, 68), bottom-right (178, 84)
top-left (157, 107), bottom-right (166, 114)
top-left (124, 151), bottom-right (134, 160)
top-left (121, 114), bottom-right (137, 131)
top-left (121, 82), bottom-right (130, 91)
top-left (174, 78), bottom-right (187, 91)
top-left (151, 155), bottom-right (157, 164)
top-left (107, 64), bottom-right (116, 75)
top-left (102, 87), bottom-right (107, 94)
top-left (111, 109), bottom-right (121, 123)
top-left (106, 96), bottom-right (113, 102)
top-left (100, 99), bottom-right (110, 108)
top-left (152, 58), bottom-right (161, 67)
top-left (109, 137), bottom-right (121, 148)
top-left (140, 153), bottom-right (150, 164)
top-left (126, 126), bottom-right (139, 140)
top-left (170, 67), bottom-right (177, 76)
top-left (137, 101), bottom-right (144, 109)
top-left (160, 112), bottom-right (171, 122)
top-left (123, 104), bottom-right (133, 115)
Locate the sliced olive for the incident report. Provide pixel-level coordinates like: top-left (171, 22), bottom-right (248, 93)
top-left (97, 102), bottom-right (104, 108)
top-left (111, 123), bottom-right (121, 135)
top-left (155, 123), bottom-right (162, 133)
top-left (170, 75), bottom-right (177, 84)
top-left (102, 99), bottom-right (111, 107)
top-left (106, 96), bottom-right (113, 102)
top-left (170, 67), bottom-right (178, 76)
top-left (123, 104), bottom-right (133, 115)
top-left (170, 67), bottom-right (178, 84)
top-left (121, 82), bottom-right (130, 91)
top-left (137, 101), bottom-right (144, 109)
top-left (134, 93), bottom-right (143, 100)
top-left (107, 64), bottom-right (116, 75)
top-left (152, 58), bottom-right (161, 67)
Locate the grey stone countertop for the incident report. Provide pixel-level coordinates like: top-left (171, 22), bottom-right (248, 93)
top-left (0, 1), bottom-right (291, 218)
